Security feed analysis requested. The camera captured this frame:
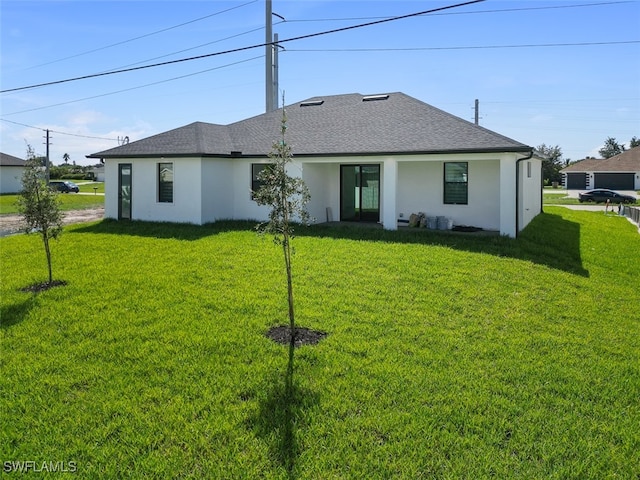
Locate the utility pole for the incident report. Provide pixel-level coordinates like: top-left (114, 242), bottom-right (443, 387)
top-left (44, 129), bottom-right (51, 183)
top-left (273, 33), bottom-right (279, 110)
top-left (474, 99), bottom-right (479, 126)
top-left (265, 0), bottom-right (274, 113)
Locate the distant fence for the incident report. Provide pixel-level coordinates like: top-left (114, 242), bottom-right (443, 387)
top-left (621, 205), bottom-right (640, 229)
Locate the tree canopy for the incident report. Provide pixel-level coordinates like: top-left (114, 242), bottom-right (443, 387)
top-left (598, 137), bottom-right (626, 159)
top-left (536, 144), bottom-right (564, 184)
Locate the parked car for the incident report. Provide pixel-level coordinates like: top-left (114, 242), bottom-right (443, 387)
top-left (49, 181), bottom-right (79, 193)
top-left (578, 189), bottom-right (636, 204)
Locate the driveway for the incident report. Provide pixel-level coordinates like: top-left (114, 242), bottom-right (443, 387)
top-left (0, 207), bottom-right (104, 237)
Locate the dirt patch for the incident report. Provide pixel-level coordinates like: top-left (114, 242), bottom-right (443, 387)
top-left (266, 326), bottom-right (328, 347)
top-left (0, 207), bottom-right (104, 237)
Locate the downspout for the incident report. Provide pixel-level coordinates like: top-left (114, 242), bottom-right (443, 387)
top-left (515, 148), bottom-right (534, 237)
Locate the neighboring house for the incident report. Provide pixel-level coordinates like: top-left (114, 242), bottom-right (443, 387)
top-left (88, 92), bottom-right (543, 237)
top-left (561, 146), bottom-right (640, 190)
top-left (90, 164), bottom-right (105, 182)
top-left (0, 152), bottom-right (26, 194)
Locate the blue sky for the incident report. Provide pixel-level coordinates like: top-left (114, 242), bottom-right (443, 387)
top-left (1, 0), bottom-right (639, 166)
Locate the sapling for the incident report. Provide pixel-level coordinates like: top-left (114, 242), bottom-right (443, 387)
top-left (253, 100), bottom-right (311, 348)
top-left (17, 144), bottom-right (64, 286)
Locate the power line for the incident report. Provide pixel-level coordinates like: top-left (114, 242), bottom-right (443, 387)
top-left (287, 40), bottom-right (640, 53)
top-left (284, 1), bottom-right (633, 22)
top-left (100, 25), bottom-right (270, 74)
top-left (0, 119), bottom-right (119, 141)
top-left (27, 0), bottom-right (258, 70)
top-left (3, 56), bottom-right (263, 116)
top-left (0, 0), bottom-right (486, 94)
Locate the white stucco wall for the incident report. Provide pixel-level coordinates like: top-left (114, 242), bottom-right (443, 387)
top-left (231, 159), bottom-right (270, 222)
top-left (0, 166), bottom-right (24, 194)
top-left (302, 162), bottom-right (338, 223)
top-left (396, 158), bottom-right (501, 231)
top-left (519, 157), bottom-right (543, 232)
top-left (104, 160), bottom-right (119, 220)
top-left (102, 151), bottom-right (540, 237)
top-left (201, 159), bottom-right (233, 223)
top-left (105, 157), bottom-right (203, 224)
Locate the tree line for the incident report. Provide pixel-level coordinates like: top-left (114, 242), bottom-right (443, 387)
top-left (29, 153), bottom-right (101, 180)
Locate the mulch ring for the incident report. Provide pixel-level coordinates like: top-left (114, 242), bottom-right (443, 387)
top-left (266, 325), bottom-right (328, 347)
top-left (20, 280), bottom-right (67, 293)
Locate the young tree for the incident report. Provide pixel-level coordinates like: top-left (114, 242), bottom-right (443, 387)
top-left (17, 144), bottom-right (64, 286)
top-left (253, 103), bottom-right (311, 348)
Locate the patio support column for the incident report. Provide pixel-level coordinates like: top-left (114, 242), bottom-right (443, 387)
top-left (499, 155), bottom-right (517, 237)
top-left (382, 158), bottom-right (398, 230)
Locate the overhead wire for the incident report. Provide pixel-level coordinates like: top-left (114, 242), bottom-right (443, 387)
top-left (26, 0), bottom-right (258, 70)
top-left (62, 2), bottom-right (630, 84)
top-left (102, 25), bottom-right (271, 73)
top-left (0, 119), bottom-right (119, 141)
top-left (4, 56), bottom-right (263, 116)
top-left (0, 0), bottom-right (486, 94)
top-left (283, 1), bottom-right (633, 22)
top-left (286, 40), bottom-right (640, 52)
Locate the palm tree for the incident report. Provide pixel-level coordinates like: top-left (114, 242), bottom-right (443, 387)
top-left (63, 153), bottom-right (70, 165)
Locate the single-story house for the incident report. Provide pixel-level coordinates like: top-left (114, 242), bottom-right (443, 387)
top-left (90, 164), bottom-right (105, 182)
top-left (0, 152), bottom-right (26, 194)
top-left (561, 146), bottom-right (640, 190)
top-left (88, 92), bottom-right (543, 237)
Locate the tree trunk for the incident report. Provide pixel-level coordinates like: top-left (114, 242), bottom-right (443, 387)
top-left (282, 234), bottom-right (295, 349)
top-left (43, 233), bottom-right (53, 284)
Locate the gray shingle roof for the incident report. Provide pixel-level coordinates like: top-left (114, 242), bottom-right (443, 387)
top-left (561, 146), bottom-right (640, 173)
top-left (0, 152), bottom-right (26, 166)
top-left (89, 92), bottom-right (531, 159)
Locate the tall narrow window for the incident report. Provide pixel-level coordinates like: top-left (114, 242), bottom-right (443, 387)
top-left (444, 162), bottom-right (468, 204)
top-left (251, 164), bottom-right (271, 199)
top-left (158, 162), bottom-right (173, 203)
top-left (527, 161), bottom-right (532, 178)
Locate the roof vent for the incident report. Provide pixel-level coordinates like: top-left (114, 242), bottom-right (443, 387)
top-left (300, 100), bottom-right (324, 107)
top-left (362, 94), bottom-right (389, 102)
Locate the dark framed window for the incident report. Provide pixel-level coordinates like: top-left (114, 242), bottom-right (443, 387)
top-left (444, 162), bottom-right (468, 204)
top-left (251, 163), bottom-right (271, 199)
top-left (158, 162), bottom-right (173, 203)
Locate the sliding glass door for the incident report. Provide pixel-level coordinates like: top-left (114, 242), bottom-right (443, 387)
top-left (340, 165), bottom-right (380, 222)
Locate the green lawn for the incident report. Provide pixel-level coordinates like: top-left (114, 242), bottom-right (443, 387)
top-left (0, 191), bottom-right (104, 214)
top-left (73, 181), bottom-right (105, 194)
top-left (1, 208), bottom-right (638, 478)
top-left (543, 192), bottom-right (581, 205)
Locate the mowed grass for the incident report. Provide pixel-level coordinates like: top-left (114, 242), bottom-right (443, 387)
top-left (73, 181), bottom-right (105, 195)
top-left (1, 207), bottom-right (638, 478)
top-left (543, 192), bottom-right (581, 205)
top-left (0, 191), bottom-right (104, 214)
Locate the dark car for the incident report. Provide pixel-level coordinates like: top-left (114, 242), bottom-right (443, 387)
top-left (578, 189), bottom-right (636, 204)
top-left (49, 181), bottom-right (79, 193)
